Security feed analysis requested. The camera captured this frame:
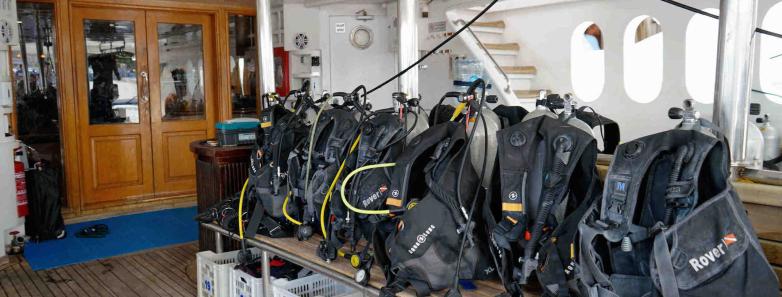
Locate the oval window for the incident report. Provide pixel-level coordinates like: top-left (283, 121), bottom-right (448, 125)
top-left (685, 8), bottom-right (719, 104)
top-left (760, 3), bottom-right (782, 104)
top-left (571, 22), bottom-right (605, 102)
top-left (623, 16), bottom-right (664, 103)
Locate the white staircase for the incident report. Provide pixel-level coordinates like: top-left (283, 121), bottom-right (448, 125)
top-left (448, 17), bottom-right (542, 108)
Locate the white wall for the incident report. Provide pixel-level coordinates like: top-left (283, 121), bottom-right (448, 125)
top-left (422, 0), bottom-right (782, 142)
top-left (284, 2), bottom-right (398, 105)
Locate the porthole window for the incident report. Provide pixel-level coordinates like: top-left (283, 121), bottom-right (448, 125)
top-left (571, 22), bottom-right (605, 102)
top-left (623, 16), bottom-right (663, 103)
top-left (685, 8), bottom-right (719, 104)
top-left (760, 3), bottom-right (782, 104)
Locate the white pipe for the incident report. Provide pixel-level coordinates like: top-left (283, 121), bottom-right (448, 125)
top-left (397, 0), bottom-right (419, 100)
top-left (712, 0), bottom-right (758, 166)
top-left (256, 0), bottom-right (276, 94)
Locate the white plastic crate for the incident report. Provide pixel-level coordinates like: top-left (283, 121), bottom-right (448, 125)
top-left (230, 266), bottom-right (286, 297)
top-left (276, 274), bottom-right (360, 297)
top-left (197, 248), bottom-right (261, 297)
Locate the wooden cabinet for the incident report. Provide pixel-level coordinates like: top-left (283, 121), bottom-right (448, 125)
top-left (190, 141), bottom-right (252, 251)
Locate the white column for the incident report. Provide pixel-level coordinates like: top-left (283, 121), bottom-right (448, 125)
top-left (712, 0), bottom-right (759, 166)
top-left (397, 0), bottom-right (419, 99)
top-left (256, 0), bottom-right (276, 94)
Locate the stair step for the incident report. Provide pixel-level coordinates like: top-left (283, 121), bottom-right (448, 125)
top-left (473, 21), bottom-right (505, 29)
top-left (502, 66), bottom-right (537, 75)
top-left (514, 90), bottom-right (543, 99)
top-left (484, 43), bottom-right (519, 51)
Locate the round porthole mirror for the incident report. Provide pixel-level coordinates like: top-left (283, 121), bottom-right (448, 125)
top-left (350, 26), bottom-right (373, 49)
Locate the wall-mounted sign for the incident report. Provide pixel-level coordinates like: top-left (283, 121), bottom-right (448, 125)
top-left (428, 21), bottom-right (446, 33)
top-left (335, 22), bottom-right (346, 34)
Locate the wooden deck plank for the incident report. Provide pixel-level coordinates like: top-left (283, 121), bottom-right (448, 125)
top-left (17, 260), bottom-right (55, 297)
top-left (70, 263), bottom-right (117, 297)
top-left (32, 270), bottom-right (66, 297)
top-left (100, 257), bottom-right (163, 297)
top-left (54, 267), bottom-right (95, 296)
top-left (7, 258), bottom-right (34, 297)
top-left (155, 247), bottom-right (191, 274)
top-left (0, 267), bottom-right (17, 297)
top-left (134, 253), bottom-right (195, 295)
top-left (145, 251), bottom-right (197, 296)
top-left (62, 266), bottom-right (103, 297)
top-left (48, 268), bottom-right (82, 297)
top-left (81, 259), bottom-right (141, 297)
top-left (127, 256), bottom-right (186, 297)
top-left (122, 254), bottom-right (184, 297)
top-left (142, 250), bottom-right (192, 282)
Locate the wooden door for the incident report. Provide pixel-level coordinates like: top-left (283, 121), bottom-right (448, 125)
top-left (73, 7), bottom-right (154, 207)
top-left (146, 12), bottom-right (215, 197)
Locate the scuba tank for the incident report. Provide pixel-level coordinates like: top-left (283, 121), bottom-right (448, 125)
top-left (393, 92), bottom-right (429, 143)
top-left (522, 90), bottom-right (558, 121)
top-left (577, 100), bottom-right (779, 297)
top-left (746, 103), bottom-right (764, 169)
top-left (560, 93), bottom-right (595, 136)
top-left (469, 95), bottom-right (501, 188)
top-left (758, 114), bottom-right (781, 163)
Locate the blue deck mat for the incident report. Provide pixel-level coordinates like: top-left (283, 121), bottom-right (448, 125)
top-left (24, 206), bottom-right (198, 271)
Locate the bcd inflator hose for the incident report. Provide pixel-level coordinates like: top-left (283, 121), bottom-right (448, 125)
top-left (319, 135), bottom-right (363, 238)
top-left (340, 163), bottom-right (400, 216)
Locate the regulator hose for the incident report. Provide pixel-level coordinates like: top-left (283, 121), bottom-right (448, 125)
top-left (319, 135), bottom-right (362, 238)
top-left (282, 190), bottom-right (301, 226)
top-left (339, 163), bottom-right (398, 215)
top-left (237, 178), bottom-right (250, 239)
top-left (304, 95), bottom-right (330, 221)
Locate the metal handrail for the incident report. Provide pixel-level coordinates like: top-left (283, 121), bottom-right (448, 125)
top-left (454, 19), bottom-right (512, 93)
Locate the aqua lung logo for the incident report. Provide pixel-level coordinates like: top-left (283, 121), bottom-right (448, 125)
top-left (508, 191), bottom-right (518, 201)
top-left (408, 225), bottom-right (436, 255)
top-left (689, 233), bottom-right (738, 272)
top-left (391, 189), bottom-right (400, 198)
top-left (361, 185), bottom-right (388, 208)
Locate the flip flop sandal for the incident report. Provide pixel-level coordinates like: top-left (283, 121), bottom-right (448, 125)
top-left (76, 224), bottom-right (110, 238)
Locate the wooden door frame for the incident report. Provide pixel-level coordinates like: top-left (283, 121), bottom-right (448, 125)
top-left (218, 7), bottom-right (256, 121)
top-left (145, 10), bottom-right (217, 198)
top-left (51, 0), bottom-right (251, 216)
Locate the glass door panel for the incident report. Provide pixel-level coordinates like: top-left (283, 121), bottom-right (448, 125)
top-left (83, 20), bottom-right (140, 124)
top-left (157, 23), bottom-right (205, 121)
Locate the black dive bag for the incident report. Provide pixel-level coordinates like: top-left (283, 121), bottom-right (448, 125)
top-left (490, 115), bottom-right (600, 297)
top-left (245, 104), bottom-right (309, 238)
top-left (374, 121), bottom-right (497, 296)
top-left (577, 125), bottom-right (780, 297)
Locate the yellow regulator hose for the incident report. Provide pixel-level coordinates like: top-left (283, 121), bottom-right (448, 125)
top-left (319, 135), bottom-right (362, 238)
top-left (451, 102), bottom-right (467, 121)
top-left (237, 178), bottom-right (250, 239)
top-left (340, 163), bottom-right (397, 215)
top-left (282, 191), bottom-right (302, 225)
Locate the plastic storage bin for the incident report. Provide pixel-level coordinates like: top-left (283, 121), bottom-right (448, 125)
top-left (230, 267), bottom-right (284, 297)
top-left (215, 120), bottom-right (260, 146)
top-left (197, 248), bottom-right (261, 297)
top-left (276, 274), bottom-right (360, 297)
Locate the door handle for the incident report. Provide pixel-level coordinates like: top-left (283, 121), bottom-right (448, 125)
top-left (140, 71), bottom-right (150, 103)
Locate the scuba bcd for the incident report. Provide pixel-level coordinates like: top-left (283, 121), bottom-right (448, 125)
top-left (577, 100), bottom-right (779, 297)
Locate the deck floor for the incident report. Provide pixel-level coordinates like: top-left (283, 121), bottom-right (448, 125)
top-left (0, 242), bottom-right (198, 297)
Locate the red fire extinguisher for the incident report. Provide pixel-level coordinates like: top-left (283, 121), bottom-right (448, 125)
top-left (14, 160), bottom-right (28, 217)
